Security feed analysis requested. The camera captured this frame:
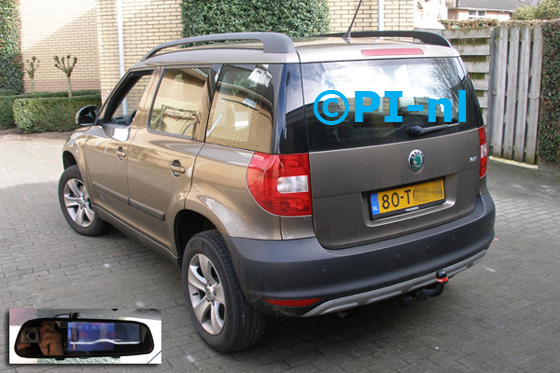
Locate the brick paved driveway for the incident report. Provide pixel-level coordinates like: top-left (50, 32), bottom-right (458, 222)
top-left (1, 131), bottom-right (559, 372)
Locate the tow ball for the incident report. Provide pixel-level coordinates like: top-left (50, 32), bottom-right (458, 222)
top-left (402, 270), bottom-right (449, 306)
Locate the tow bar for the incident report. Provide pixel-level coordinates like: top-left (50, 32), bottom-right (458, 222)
top-left (402, 270), bottom-right (448, 306)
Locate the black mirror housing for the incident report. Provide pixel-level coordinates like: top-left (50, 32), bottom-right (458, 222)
top-left (76, 105), bottom-right (99, 126)
top-left (15, 318), bottom-right (154, 359)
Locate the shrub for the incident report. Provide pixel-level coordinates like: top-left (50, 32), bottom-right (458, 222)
top-left (538, 20), bottom-right (560, 164)
top-left (13, 94), bottom-right (101, 133)
top-left (0, 90), bottom-right (99, 129)
top-left (0, 89), bottom-right (17, 96)
top-left (513, 0), bottom-right (560, 20)
top-left (181, 0), bottom-right (329, 38)
top-left (0, 0), bottom-right (24, 94)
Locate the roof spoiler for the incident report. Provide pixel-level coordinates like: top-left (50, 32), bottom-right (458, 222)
top-left (142, 32), bottom-right (295, 61)
top-left (317, 31), bottom-right (452, 48)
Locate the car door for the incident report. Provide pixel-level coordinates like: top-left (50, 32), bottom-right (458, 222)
top-left (84, 69), bottom-right (157, 226)
top-left (126, 66), bottom-right (212, 251)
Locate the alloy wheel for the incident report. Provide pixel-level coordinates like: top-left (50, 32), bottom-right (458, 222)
top-left (63, 178), bottom-right (95, 228)
top-left (187, 253), bottom-right (226, 335)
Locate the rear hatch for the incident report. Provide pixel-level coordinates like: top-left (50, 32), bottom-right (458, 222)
top-left (300, 57), bottom-right (484, 249)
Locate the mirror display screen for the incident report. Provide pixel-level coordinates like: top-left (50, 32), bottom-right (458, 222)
top-left (67, 322), bottom-right (141, 352)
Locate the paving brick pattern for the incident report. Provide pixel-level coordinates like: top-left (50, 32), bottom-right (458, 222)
top-left (1, 133), bottom-right (559, 372)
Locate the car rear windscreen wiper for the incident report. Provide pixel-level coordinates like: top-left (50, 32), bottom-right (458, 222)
top-left (409, 122), bottom-right (459, 137)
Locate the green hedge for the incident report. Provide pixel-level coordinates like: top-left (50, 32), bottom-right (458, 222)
top-left (13, 94), bottom-right (101, 133)
top-left (0, 90), bottom-right (99, 129)
top-left (181, 0), bottom-right (329, 38)
top-left (0, 0), bottom-right (24, 94)
top-left (513, 0), bottom-right (560, 20)
top-left (0, 89), bottom-right (17, 96)
top-left (538, 20), bottom-right (560, 164)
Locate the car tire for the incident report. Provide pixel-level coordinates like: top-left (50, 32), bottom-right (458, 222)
top-left (58, 165), bottom-right (111, 236)
top-left (182, 230), bottom-right (267, 353)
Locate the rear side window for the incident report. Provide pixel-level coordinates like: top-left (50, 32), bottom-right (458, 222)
top-left (150, 67), bottom-right (209, 138)
top-left (206, 64), bottom-right (276, 153)
top-left (300, 58), bottom-right (483, 151)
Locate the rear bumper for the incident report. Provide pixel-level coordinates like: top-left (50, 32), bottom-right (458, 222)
top-left (224, 193), bottom-right (495, 317)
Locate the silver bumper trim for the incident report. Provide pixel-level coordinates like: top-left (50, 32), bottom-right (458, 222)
top-left (303, 250), bottom-right (487, 317)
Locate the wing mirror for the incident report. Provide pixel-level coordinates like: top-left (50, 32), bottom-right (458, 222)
top-left (15, 318), bottom-right (154, 359)
top-left (76, 105), bottom-right (99, 126)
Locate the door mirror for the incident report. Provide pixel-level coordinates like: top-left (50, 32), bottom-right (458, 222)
top-left (76, 105), bottom-right (99, 126)
top-left (15, 318), bottom-right (154, 359)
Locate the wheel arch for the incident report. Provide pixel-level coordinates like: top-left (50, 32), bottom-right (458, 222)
top-left (174, 209), bottom-right (217, 268)
top-left (62, 150), bottom-right (78, 170)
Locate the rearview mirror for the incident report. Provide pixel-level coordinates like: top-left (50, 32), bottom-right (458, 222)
top-left (76, 105), bottom-right (99, 126)
top-left (15, 318), bottom-right (154, 359)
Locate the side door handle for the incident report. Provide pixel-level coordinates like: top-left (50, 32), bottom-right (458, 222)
top-left (116, 146), bottom-right (126, 160)
top-left (169, 160), bottom-right (186, 177)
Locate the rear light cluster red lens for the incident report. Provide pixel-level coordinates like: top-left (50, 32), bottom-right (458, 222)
top-left (478, 126), bottom-right (488, 178)
top-left (247, 152), bottom-right (312, 216)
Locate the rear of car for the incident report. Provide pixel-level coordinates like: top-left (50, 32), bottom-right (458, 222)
top-left (227, 40), bottom-right (495, 317)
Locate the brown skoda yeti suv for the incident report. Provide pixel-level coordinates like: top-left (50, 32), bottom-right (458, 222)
top-left (59, 31), bottom-right (495, 352)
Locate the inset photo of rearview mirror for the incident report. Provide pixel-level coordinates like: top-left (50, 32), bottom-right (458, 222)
top-left (9, 309), bottom-right (161, 364)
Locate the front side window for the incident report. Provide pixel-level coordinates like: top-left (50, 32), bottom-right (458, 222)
top-left (149, 67), bottom-right (209, 137)
top-left (205, 64), bottom-right (276, 153)
top-left (101, 70), bottom-right (154, 126)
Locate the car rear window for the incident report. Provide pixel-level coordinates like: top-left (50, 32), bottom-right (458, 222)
top-left (206, 64), bottom-right (278, 153)
top-left (299, 58), bottom-right (483, 152)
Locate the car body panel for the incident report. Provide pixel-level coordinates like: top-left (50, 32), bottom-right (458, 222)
top-left (127, 127), bottom-right (203, 249)
top-left (188, 143), bottom-right (282, 240)
top-left (83, 124), bottom-right (138, 226)
top-left (309, 129), bottom-right (481, 249)
top-left (226, 193), bottom-right (495, 316)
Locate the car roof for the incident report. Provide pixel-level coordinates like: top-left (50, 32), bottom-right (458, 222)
top-left (132, 32), bottom-right (459, 69)
top-left (294, 38), bottom-right (459, 63)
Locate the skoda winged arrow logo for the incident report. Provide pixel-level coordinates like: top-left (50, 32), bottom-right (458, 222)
top-left (408, 149), bottom-right (425, 172)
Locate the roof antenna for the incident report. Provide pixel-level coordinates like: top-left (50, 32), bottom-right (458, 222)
top-left (343, 0), bottom-right (364, 42)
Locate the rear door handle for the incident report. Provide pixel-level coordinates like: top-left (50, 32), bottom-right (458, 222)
top-left (169, 161), bottom-right (185, 177)
top-left (116, 146), bottom-right (126, 160)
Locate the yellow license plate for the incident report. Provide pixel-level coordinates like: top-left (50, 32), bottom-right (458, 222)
top-left (370, 179), bottom-right (445, 217)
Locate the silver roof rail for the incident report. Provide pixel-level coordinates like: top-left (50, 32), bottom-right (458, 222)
top-left (142, 32), bottom-right (295, 61)
top-left (318, 31), bottom-right (452, 48)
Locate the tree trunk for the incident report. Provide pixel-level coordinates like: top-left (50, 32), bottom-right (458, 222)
top-left (66, 76), bottom-right (72, 98)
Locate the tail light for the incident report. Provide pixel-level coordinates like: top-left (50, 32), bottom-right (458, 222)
top-left (478, 126), bottom-right (488, 178)
top-left (247, 152), bottom-right (312, 216)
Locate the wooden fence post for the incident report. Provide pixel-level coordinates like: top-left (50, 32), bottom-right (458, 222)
top-left (513, 26), bottom-right (532, 163)
top-left (525, 25), bottom-right (543, 165)
top-left (490, 26), bottom-right (508, 158)
top-left (503, 26), bottom-right (520, 160)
